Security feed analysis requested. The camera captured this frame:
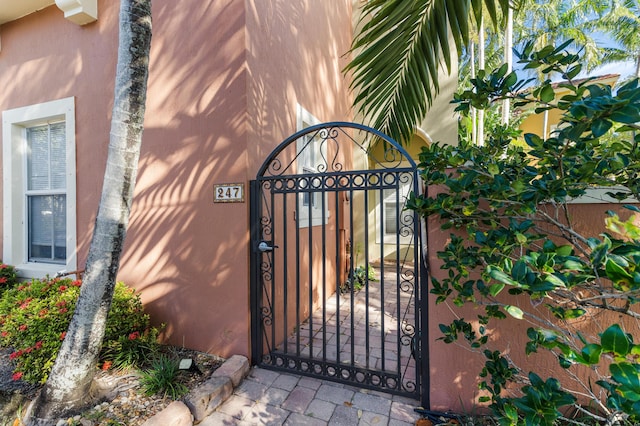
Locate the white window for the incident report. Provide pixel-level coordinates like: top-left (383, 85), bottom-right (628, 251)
top-left (377, 170), bottom-right (413, 244)
top-left (296, 104), bottom-right (328, 228)
top-left (3, 97), bottom-right (77, 278)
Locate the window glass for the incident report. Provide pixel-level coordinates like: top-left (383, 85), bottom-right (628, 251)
top-left (3, 97), bottom-right (76, 278)
top-left (28, 195), bottom-right (67, 262)
top-left (376, 170), bottom-right (413, 244)
top-left (296, 105), bottom-right (328, 227)
top-left (26, 122), bottom-right (67, 263)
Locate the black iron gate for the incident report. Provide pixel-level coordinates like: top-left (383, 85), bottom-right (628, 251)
top-left (250, 122), bottom-right (428, 405)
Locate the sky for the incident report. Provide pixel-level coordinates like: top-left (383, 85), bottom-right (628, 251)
top-left (588, 60), bottom-right (637, 80)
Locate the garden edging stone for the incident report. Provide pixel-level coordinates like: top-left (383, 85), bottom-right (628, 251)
top-left (153, 354), bottom-right (249, 425)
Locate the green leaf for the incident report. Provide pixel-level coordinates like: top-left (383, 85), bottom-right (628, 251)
top-left (610, 105), bottom-right (640, 124)
top-left (580, 344), bottom-right (602, 365)
top-left (618, 388), bottom-right (640, 403)
top-left (544, 273), bottom-right (567, 288)
top-left (555, 245), bottom-right (573, 256)
top-left (601, 324), bottom-right (630, 356)
top-left (540, 84), bottom-right (555, 103)
top-left (489, 283), bottom-right (505, 297)
top-left (505, 305), bottom-right (524, 319)
top-left (590, 237), bottom-right (611, 267)
top-left (605, 257), bottom-right (633, 283)
top-left (511, 259), bottom-right (528, 282)
top-left (592, 119), bottom-right (613, 137)
top-left (611, 362), bottom-right (640, 392)
top-left (503, 403), bottom-right (518, 423)
top-left (488, 266), bottom-right (519, 286)
top-left (559, 355), bottom-right (572, 369)
top-left (563, 308), bottom-right (586, 319)
top-left (565, 64), bottom-right (582, 80)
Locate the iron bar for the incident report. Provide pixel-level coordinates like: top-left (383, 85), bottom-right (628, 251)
top-left (251, 122), bottom-right (424, 403)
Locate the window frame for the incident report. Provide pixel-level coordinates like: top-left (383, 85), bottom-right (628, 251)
top-left (375, 165), bottom-right (414, 245)
top-left (3, 97), bottom-right (77, 278)
top-left (296, 104), bottom-right (329, 228)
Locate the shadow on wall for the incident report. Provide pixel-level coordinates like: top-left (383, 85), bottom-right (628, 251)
top-left (246, 0), bottom-right (353, 172)
top-left (0, 0), bottom-right (353, 358)
top-left (118, 0), bottom-right (353, 357)
top-left (119, 1), bottom-right (250, 356)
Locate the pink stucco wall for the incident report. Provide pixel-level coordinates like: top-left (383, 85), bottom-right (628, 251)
top-left (426, 198), bottom-right (640, 412)
top-left (0, 0), bottom-right (352, 358)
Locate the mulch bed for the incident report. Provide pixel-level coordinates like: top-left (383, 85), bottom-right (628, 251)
top-left (0, 346), bottom-right (224, 426)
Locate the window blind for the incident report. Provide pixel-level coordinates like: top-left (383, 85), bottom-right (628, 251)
top-left (26, 122), bottom-right (66, 262)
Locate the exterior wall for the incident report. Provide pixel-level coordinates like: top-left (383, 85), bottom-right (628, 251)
top-left (0, 3), bottom-right (119, 270)
top-left (417, 61), bottom-right (458, 147)
top-left (246, 0), bottom-right (353, 168)
top-left (121, 1), bottom-right (249, 357)
top-left (426, 197), bottom-right (640, 412)
top-left (246, 0), bottom-right (353, 354)
top-left (0, 0), bottom-right (353, 358)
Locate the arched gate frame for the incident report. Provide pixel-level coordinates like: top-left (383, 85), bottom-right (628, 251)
top-left (249, 122), bottom-right (429, 407)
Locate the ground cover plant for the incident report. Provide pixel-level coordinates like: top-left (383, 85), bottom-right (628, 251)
top-left (0, 262), bottom-right (18, 295)
top-left (0, 276), bottom-right (157, 384)
top-left (139, 354), bottom-right (189, 399)
top-left (409, 42), bottom-right (640, 425)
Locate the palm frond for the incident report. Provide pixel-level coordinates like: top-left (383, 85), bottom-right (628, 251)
top-left (346, 0), bottom-right (511, 144)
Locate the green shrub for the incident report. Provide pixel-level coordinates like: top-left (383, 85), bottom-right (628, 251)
top-left (0, 262), bottom-right (18, 295)
top-left (139, 355), bottom-right (188, 399)
top-left (351, 264), bottom-right (377, 290)
top-left (0, 276), bottom-right (155, 384)
top-left (410, 41), bottom-right (640, 424)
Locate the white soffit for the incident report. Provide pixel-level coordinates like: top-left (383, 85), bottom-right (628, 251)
top-left (55, 0), bottom-right (97, 25)
top-left (0, 0), bottom-right (96, 25)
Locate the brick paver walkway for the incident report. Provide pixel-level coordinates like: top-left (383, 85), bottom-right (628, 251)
top-left (208, 264), bottom-right (422, 425)
top-left (204, 367), bottom-right (422, 425)
top-left (278, 262), bottom-right (418, 396)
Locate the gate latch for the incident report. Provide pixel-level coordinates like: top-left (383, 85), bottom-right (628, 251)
top-left (257, 241), bottom-right (278, 252)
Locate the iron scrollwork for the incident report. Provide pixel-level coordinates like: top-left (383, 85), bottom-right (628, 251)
top-left (252, 122), bottom-right (422, 401)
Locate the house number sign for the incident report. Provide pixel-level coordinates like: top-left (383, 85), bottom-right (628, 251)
top-left (214, 183), bottom-right (244, 203)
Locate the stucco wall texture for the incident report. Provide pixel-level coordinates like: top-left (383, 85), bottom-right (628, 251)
top-left (0, 0), bottom-right (353, 358)
top-left (426, 196), bottom-right (640, 412)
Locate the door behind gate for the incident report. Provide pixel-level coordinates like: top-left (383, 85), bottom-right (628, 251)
top-left (250, 122), bottom-right (428, 403)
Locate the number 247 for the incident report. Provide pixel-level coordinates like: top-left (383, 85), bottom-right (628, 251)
top-left (218, 186), bottom-right (240, 199)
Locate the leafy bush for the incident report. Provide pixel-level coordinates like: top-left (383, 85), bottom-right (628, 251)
top-left (350, 264), bottom-right (377, 291)
top-left (0, 262), bottom-right (18, 295)
top-left (139, 355), bottom-right (188, 399)
top-left (100, 328), bottom-right (159, 371)
top-left (0, 276), bottom-right (155, 384)
top-left (409, 42), bottom-right (640, 425)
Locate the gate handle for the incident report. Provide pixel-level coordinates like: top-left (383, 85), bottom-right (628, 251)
top-left (258, 241), bottom-right (278, 252)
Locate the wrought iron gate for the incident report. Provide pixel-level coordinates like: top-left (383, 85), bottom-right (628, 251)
top-left (250, 122), bottom-right (428, 404)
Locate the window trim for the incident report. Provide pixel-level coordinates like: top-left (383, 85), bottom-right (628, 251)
top-left (296, 104), bottom-right (329, 228)
top-left (374, 165), bottom-right (414, 245)
top-left (3, 97), bottom-right (77, 278)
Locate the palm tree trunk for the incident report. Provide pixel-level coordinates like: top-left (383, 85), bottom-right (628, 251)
top-left (470, 42), bottom-right (477, 145)
top-left (477, 17), bottom-right (485, 146)
top-left (24, 0), bottom-right (152, 423)
top-left (502, 6), bottom-right (513, 125)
